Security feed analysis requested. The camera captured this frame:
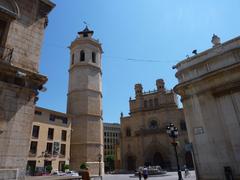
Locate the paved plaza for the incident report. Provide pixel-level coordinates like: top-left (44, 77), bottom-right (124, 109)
top-left (26, 171), bottom-right (196, 180)
top-left (103, 171), bottom-right (196, 180)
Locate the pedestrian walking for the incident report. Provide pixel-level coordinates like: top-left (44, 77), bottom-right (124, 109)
top-left (143, 167), bottom-right (148, 180)
top-left (138, 170), bottom-right (142, 180)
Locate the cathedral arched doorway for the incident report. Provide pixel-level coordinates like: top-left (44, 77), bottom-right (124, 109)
top-left (127, 156), bottom-right (136, 171)
top-left (153, 152), bottom-right (164, 166)
top-left (185, 151), bottom-right (194, 169)
top-left (144, 152), bottom-right (167, 168)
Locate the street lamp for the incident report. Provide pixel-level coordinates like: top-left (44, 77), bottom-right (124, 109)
top-left (166, 123), bottom-right (183, 180)
top-left (98, 153), bottom-right (102, 179)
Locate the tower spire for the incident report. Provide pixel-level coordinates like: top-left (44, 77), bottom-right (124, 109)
top-left (78, 25), bottom-right (94, 37)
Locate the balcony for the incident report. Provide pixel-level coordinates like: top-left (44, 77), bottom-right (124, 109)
top-left (0, 46), bottom-right (13, 64)
top-left (59, 154), bottom-right (65, 158)
top-left (28, 151), bottom-right (37, 157)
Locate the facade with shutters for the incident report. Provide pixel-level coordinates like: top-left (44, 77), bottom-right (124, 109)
top-left (27, 106), bottom-right (71, 175)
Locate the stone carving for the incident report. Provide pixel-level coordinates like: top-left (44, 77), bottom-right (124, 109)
top-left (211, 34), bottom-right (221, 46)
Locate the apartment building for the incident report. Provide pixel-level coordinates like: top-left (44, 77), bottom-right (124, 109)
top-left (103, 123), bottom-right (120, 158)
top-left (27, 107), bottom-right (71, 174)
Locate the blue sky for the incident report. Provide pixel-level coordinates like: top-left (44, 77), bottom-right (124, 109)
top-left (38, 0), bottom-right (240, 123)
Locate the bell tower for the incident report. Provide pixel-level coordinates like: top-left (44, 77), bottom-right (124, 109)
top-left (67, 26), bottom-right (103, 175)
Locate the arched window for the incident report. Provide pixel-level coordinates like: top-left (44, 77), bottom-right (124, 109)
top-left (71, 53), bottom-right (74, 65)
top-left (126, 127), bottom-right (131, 137)
top-left (92, 52), bottom-right (96, 63)
top-left (149, 120), bottom-right (158, 129)
top-left (0, 0), bottom-right (20, 18)
top-left (80, 50), bottom-right (85, 61)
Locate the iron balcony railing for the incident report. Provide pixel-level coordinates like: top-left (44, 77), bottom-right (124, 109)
top-left (0, 45), bottom-right (13, 64)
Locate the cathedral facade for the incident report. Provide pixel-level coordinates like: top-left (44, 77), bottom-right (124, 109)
top-left (120, 79), bottom-right (193, 171)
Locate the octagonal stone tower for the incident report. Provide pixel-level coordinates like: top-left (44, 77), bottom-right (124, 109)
top-left (67, 26), bottom-right (104, 175)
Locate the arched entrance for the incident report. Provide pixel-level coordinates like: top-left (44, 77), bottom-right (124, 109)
top-left (153, 152), bottom-right (164, 166)
top-left (145, 152), bottom-right (166, 168)
top-left (185, 151), bottom-right (194, 169)
top-left (127, 156), bottom-right (136, 171)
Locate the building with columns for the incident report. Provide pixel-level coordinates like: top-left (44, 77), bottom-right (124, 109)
top-left (67, 26), bottom-right (104, 175)
top-left (0, 0), bottom-right (54, 179)
top-left (120, 79), bottom-right (193, 171)
top-left (174, 35), bottom-right (240, 179)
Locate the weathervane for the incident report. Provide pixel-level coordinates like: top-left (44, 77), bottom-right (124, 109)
top-left (83, 21), bottom-right (90, 27)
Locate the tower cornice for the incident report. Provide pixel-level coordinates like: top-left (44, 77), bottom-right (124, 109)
top-left (67, 89), bottom-right (103, 98)
top-left (70, 38), bottom-right (103, 53)
top-left (68, 63), bottom-right (102, 75)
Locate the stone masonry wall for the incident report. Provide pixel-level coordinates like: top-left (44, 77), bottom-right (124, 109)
top-left (6, 0), bottom-right (46, 73)
top-left (0, 81), bottom-right (35, 179)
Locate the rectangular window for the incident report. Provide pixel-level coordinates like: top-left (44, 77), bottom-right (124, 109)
top-left (48, 128), bottom-right (54, 140)
top-left (61, 130), bottom-right (67, 141)
top-left (46, 142), bottom-right (53, 154)
top-left (30, 141), bottom-right (38, 154)
top-left (60, 144), bottom-right (66, 156)
top-left (49, 114), bottom-right (55, 121)
top-left (32, 125), bottom-right (40, 139)
top-left (34, 110), bottom-right (42, 115)
top-left (62, 117), bottom-right (68, 124)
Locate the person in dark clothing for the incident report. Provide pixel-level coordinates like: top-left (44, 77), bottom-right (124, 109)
top-left (143, 167), bottom-right (148, 180)
top-left (138, 170), bottom-right (142, 180)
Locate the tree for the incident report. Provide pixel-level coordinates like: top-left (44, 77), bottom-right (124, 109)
top-left (105, 155), bottom-right (115, 172)
top-left (80, 162), bottom-right (88, 170)
top-left (45, 165), bottom-right (52, 173)
top-left (63, 164), bottom-right (70, 172)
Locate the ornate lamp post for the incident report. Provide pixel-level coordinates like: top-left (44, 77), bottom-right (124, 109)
top-left (98, 153), bottom-right (102, 179)
top-left (166, 123), bottom-right (183, 180)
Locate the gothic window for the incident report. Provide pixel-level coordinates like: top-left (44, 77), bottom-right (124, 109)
top-left (144, 100), bottom-right (148, 108)
top-left (80, 50), bottom-right (85, 61)
top-left (71, 53), bottom-right (74, 64)
top-left (0, 0), bottom-right (19, 47)
top-left (149, 120), bottom-right (158, 129)
top-left (154, 98), bottom-right (158, 107)
top-left (92, 52), bottom-right (96, 63)
top-left (126, 127), bottom-right (131, 137)
top-left (149, 99), bottom-right (153, 107)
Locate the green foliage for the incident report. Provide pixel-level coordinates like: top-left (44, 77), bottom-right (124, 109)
top-left (80, 162), bottom-right (88, 170)
top-left (45, 165), bottom-right (52, 173)
top-left (63, 164), bottom-right (70, 171)
top-left (105, 155), bottom-right (115, 171)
